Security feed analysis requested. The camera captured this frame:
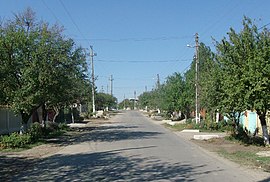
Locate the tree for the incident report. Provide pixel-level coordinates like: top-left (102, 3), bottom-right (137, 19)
top-left (0, 8), bottom-right (88, 127)
top-left (119, 98), bottom-right (134, 110)
top-left (182, 60), bottom-right (196, 119)
top-left (95, 93), bottom-right (117, 111)
top-left (215, 17), bottom-right (270, 144)
top-left (198, 43), bottom-right (221, 121)
top-left (161, 73), bottom-right (185, 116)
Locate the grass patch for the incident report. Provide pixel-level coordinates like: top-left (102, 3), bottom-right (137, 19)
top-left (218, 150), bottom-right (270, 172)
top-left (163, 123), bottom-right (188, 131)
top-left (164, 122), bottom-right (227, 133)
top-left (163, 118), bottom-right (232, 133)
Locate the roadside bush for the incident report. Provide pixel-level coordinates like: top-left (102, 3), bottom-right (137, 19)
top-left (186, 118), bottom-right (193, 124)
top-left (46, 121), bottom-right (59, 132)
top-left (0, 122), bottom-right (70, 149)
top-left (58, 123), bottom-right (70, 131)
top-left (28, 122), bottom-right (43, 142)
top-left (0, 132), bottom-right (31, 148)
top-left (228, 126), bottom-right (265, 146)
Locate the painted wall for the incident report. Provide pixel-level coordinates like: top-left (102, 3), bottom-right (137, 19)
top-left (0, 108), bottom-right (32, 134)
top-left (239, 111), bottom-right (270, 136)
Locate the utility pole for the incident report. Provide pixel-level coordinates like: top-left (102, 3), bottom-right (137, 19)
top-left (101, 86), bottom-right (104, 93)
top-left (195, 33), bottom-right (200, 124)
top-left (156, 74), bottom-right (160, 89)
top-left (134, 91), bottom-right (136, 110)
top-left (90, 46), bottom-right (97, 113)
top-left (124, 94), bottom-right (126, 110)
top-left (109, 75), bottom-right (114, 96)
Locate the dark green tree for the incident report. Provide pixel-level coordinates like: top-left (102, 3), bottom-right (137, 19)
top-left (95, 93), bottom-right (117, 110)
top-left (0, 8), bottom-right (88, 127)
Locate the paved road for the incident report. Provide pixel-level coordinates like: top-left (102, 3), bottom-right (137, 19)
top-left (14, 111), bottom-right (269, 181)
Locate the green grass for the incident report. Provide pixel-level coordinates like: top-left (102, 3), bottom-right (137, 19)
top-left (218, 150), bottom-right (270, 172)
top-left (0, 141), bottom-right (46, 152)
top-left (163, 123), bottom-right (189, 131)
top-left (164, 122), bottom-right (227, 133)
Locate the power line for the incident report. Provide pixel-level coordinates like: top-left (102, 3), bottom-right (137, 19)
top-left (58, 0), bottom-right (86, 40)
top-left (41, 0), bottom-right (62, 24)
top-left (200, 1), bottom-right (242, 40)
top-left (258, 22), bottom-right (270, 30)
top-left (96, 59), bottom-right (191, 63)
top-left (75, 35), bottom-right (192, 42)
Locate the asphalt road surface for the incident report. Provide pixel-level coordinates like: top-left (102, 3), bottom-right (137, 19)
top-left (14, 111), bottom-right (269, 181)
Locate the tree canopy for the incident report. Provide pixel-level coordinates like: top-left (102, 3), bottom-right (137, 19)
top-left (0, 8), bottom-right (89, 124)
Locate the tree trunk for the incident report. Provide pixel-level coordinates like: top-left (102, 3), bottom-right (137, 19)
top-left (20, 112), bottom-right (31, 134)
top-left (71, 108), bottom-right (75, 123)
top-left (258, 112), bottom-right (269, 145)
top-left (42, 104), bottom-right (47, 128)
top-left (52, 106), bottom-right (60, 123)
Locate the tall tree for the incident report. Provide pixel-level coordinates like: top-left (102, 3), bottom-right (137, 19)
top-left (215, 17), bottom-right (270, 144)
top-left (162, 73), bottom-right (185, 115)
top-left (95, 93), bottom-right (117, 110)
top-left (0, 8), bottom-right (88, 127)
top-left (198, 43), bottom-right (221, 120)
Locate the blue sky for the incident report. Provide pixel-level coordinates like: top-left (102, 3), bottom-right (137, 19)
top-left (1, 0), bottom-right (270, 102)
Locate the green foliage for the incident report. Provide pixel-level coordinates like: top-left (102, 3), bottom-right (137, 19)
top-left (0, 8), bottom-right (89, 124)
top-left (28, 122), bottom-right (43, 142)
top-left (138, 72), bottom-right (192, 117)
top-left (167, 118), bottom-right (233, 132)
top-left (58, 123), bottom-right (70, 131)
top-left (216, 17), bottom-right (270, 117)
top-left (0, 132), bottom-right (31, 148)
top-left (198, 43), bottom-right (221, 113)
top-left (227, 126), bottom-right (265, 146)
top-left (95, 93), bottom-right (117, 110)
top-left (0, 122), bottom-right (70, 149)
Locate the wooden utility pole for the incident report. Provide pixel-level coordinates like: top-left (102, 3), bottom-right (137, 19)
top-left (90, 46), bottom-right (96, 113)
top-left (157, 74), bottom-right (160, 89)
top-left (109, 75), bottom-right (114, 96)
top-left (195, 33), bottom-right (200, 124)
top-left (134, 91), bottom-right (136, 110)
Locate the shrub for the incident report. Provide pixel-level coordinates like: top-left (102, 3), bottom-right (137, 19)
top-left (0, 132), bottom-right (31, 148)
top-left (58, 123), bottom-right (70, 131)
top-left (46, 121), bottom-right (59, 131)
top-left (28, 122), bottom-right (43, 142)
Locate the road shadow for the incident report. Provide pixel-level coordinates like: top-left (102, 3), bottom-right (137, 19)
top-left (45, 124), bottom-right (161, 148)
top-left (0, 155), bottom-right (38, 180)
top-left (258, 177), bottom-right (270, 182)
top-left (73, 129), bottom-right (162, 143)
top-left (9, 146), bottom-right (223, 181)
top-left (57, 123), bottom-right (160, 144)
top-left (94, 125), bottom-right (139, 131)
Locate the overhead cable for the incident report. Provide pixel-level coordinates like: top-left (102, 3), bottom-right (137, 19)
top-left (75, 36), bottom-right (192, 42)
top-left (96, 59), bottom-right (191, 63)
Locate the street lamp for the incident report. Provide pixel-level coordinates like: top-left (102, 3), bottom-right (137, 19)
top-left (187, 33), bottom-right (200, 124)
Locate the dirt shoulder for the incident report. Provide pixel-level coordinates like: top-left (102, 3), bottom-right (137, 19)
top-left (0, 117), bottom-right (116, 180)
top-left (176, 131), bottom-right (270, 173)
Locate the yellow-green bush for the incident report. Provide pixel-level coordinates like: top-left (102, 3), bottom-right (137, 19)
top-left (0, 132), bottom-right (31, 148)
